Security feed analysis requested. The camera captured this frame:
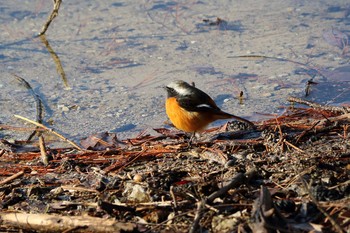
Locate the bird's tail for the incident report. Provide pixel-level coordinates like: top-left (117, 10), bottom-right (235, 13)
top-left (215, 111), bottom-right (255, 127)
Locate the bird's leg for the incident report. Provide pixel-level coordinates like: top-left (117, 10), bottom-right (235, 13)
top-left (187, 132), bottom-right (198, 147)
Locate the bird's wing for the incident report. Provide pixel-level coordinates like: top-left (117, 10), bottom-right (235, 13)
top-left (177, 91), bottom-right (221, 113)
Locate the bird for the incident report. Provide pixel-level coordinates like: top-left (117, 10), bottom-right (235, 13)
top-left (165, 80), bottom-right (254, 133)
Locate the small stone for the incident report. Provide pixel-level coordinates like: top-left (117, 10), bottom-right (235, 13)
top-left (50, 187), bottom-right (64, 195)
top-left (57, 104), bottom-right (69, 112)
top-left (224, 159), bottom-right (237, 167)
top-left (262, 92), bottom-right (272, 97)
top-left (123, 183), bottom-right (151, 203)
top-left (133, 174), bottom-right (143, 182)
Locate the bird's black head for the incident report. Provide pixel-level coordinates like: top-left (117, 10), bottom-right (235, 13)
top-left (165, 80), bottom-right (193, 98)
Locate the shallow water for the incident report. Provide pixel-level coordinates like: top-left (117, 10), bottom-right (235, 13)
top-left (1, 0), bottom-right (349, 144)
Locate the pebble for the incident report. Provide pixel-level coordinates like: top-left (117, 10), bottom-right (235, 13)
top-left (133, 174), bottom-right (143, 182)
top-left (57, 104), bottom-right (69, 112)
top-left (262, 92), bottom-right (272, 97)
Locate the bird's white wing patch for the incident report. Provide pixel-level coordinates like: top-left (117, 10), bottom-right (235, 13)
top-left (196, 104), bottom-right (213, 109)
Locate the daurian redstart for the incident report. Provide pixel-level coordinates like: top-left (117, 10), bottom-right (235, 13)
top-left (165, 80), bottom-right (254, 132)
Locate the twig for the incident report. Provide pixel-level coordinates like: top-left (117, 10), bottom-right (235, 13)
top-left (133, 200), bottom-right (190, 207)
top-left (12, 75), bottom-right (50, 164)
top-left (0, 212), bottom-right (135, 233)
top-left (275, 116), bottom-right (285, 151)
top-left (0, 124), bottom-right (46, 132)
top-left (169, 186), bottom-right (178, 209)
top-left (328, 180), bottom-right (350, 190)
top-left (0, 170), bottom-right (25, 186)
top-left (13, 74), bottom-right (44, 125)
top-left (283, 166), bottom-right (316, 189)
top-left (343, 124), bottom-right (349, 139)
top-left (288, 96), bottom-right (349, 113)
top-left (13, 74), bottom-right (44, 143)
top-left (207, 169), bottom-right (257, 203)
top-left (207, 173), bottom-right (245, 202)
top-left (189, 200), bottom-right (205, 233)
top-left (61, 185), bottom-right (100, 194)
top-left (39, 135), bottom-right (49, 166)
top-left (284, 139), bottom-right (304, 153)
top-left (39, 35), bottom-right (70, 89)
top-left (38, 0), bottom-right (62, 36)
top-left (14, 115), bottom-right (82, 151)
top-left (296, 120), bottom-right (320, 143)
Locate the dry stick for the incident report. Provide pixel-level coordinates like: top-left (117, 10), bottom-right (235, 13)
top-left (13, 74), bottom-right (43, 127)
top-left (188, 170), bottom-right (256, 231)
top-left (13, 74), bottom-right (49, 164)
top-left (283, 139), bottom-right (304, 153)
top-left (0, 212), bottom-right (135, 233)
top-left (185, 192), bottom-right (219, 213)
top-left (328, 179), bottom-right (350, 190)
top-left (0, 170), bottom-right (25, 186)
top-left (0, 125), bottom-right (46, 132)
top-left (207, 168), bottom-right (258, 203)
top-left (288, 96), bottom-right (350, 113)
top-left (39, 135), bottom-right (48, 166)
top-left (343, 124), bottom-right (349, 139)
top-left (189, 200), bottom-right (205, 233)
top-left (61, 185), bottom-right (100, 194)
top-left (207, 172), bottom-right (245, 203)
top-left (14, 115), bottom-right (82, 151)
top-left (133, 200), bottom-right (190, 208)
top-left (296, 120), bottom-right (320, 144)
top-left (39, 35), bottom-right (70, 89)
top-left (275, 116), bottom-right (285, 151)
top-left (169, 186), bottom-right (178, 209)
top-left (283, 165), bottom-right (316, 189)
top-left (38, 0), bottom-right (62, 36)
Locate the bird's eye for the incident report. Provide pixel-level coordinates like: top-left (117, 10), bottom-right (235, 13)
top-left (165, 87), bottom-right (178, 97)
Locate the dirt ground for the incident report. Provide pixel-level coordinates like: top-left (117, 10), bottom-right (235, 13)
top-left (0, 102), bottom-right (349, 232)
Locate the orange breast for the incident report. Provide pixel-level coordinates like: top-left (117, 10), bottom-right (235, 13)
top-left (165, 97), bottom-right (214, 132)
